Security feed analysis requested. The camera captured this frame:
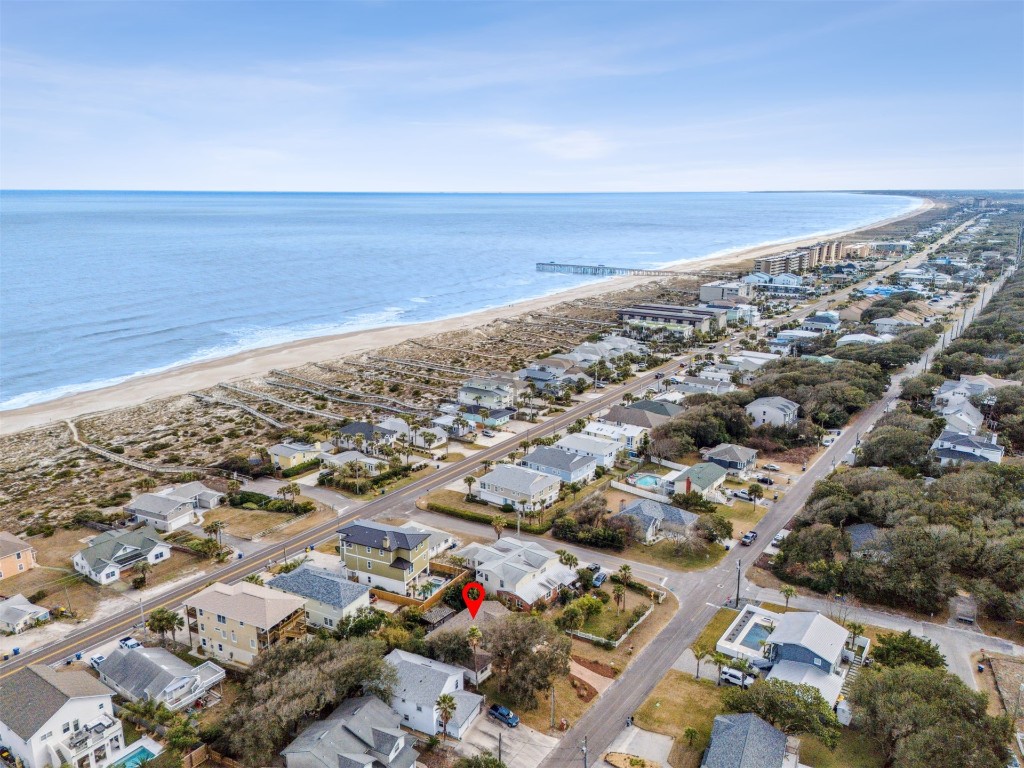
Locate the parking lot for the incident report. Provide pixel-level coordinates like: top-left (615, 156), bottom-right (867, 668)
top-left (458, 713), bottom-right (559, 768)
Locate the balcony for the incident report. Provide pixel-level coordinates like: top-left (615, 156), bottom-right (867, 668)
top-left (258, 608), bottom-right (306, 647)
top-left (51, 715), bottom-right (124, 768)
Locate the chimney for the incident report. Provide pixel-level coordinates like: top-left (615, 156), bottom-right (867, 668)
top-left (619, 499), bottom-right (626, 511)
top-left (382, 534), bottom-right (390, 549)
top-left (685, 477), bottom-right (692, 495)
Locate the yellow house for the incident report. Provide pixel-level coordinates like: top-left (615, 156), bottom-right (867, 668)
top-left (267, 439), bottom-right (329, 470)
top-left (184, 581), bottom-right (306, 667)
top-left (0, 531), bottom-right (37, 580)
top-left (338, 521), bottom-right (430, 596)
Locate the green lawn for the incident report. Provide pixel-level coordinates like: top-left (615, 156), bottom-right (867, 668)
top-left (692, 607), bottom-right (738, 651)
top-left (622, 539), bottom-right (727, 572)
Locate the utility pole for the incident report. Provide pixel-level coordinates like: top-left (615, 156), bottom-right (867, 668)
top-left (579, 736), bottom-right (588, 768)
top-left (139, 599), bottom-right (147, 640)
top-left (498, 733), bottom-right (502, 765)
top-left (735, 559), bottom-right (742, 609)
top-left (550, 684), bottom-right (556, 729)
top-left (63, 585), bottom-right (74, 616)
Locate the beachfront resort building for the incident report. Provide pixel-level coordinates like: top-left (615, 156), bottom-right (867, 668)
top-left (385, 649), bottom-right (483, 739)
top-left (475, 464), bottom-right (560, 511)
top-left (267, 564), bottom-right (371, 631)
top-left (184, 581), bottom-right (306, 668)
top-left (0, 531), bottom-right (37, 580)
top-left (72, 526), bottom-right (170, 585)
top-left (0, 665), bottom-right (127, 768)
top-left (456, 538), bottom-right (577, 610)
top-left (699, 280), bottom-right (753, 303)
top-left (124, 481), bottom-right (223, 533)
top-left (337, 521), bottom-right (430, 595)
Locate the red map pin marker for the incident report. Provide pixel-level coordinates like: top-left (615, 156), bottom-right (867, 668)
top-left (462, 581), bottom-right (485, 618)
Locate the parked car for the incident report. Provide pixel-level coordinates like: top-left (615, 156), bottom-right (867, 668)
top-left (596, 382), bottom-right (607, 389)
top-left (755, 476), bottom-right (774, 486)
top-left (654, 372), bottom-right (665, 379)
top-left (593, 572), bottom-right (607, 587)
top-left (482, 430), bottom-right (496, 438)
top-left (741, 531), bottom-right (758, 546)
top-left (771, 531), bottom-right (788, 547)
top-left (720, 667), bottom-right (756, 687)
top-left (89, 655), bottom-right (106, 669)
top-left (585, 562), bottom-right (601, 573)
top-left (763, 463), bottom-right (781, 472)
top-left (488, 704), bottom-right (520, 727)
top-left (119, 637), bottom-right (142, 650)
top-left (822, 436), bottom-right (835, 446)
top-left (732, 490), bottom-right (752, 501)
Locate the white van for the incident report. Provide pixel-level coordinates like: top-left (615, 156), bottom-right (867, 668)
top-left (720, 667), bottom-right (756, 687)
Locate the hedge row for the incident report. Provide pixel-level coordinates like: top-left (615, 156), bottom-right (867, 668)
top-left (426, 502), bottom-right (552, 535)
top-left (281, 459), bottom-right (321, 478)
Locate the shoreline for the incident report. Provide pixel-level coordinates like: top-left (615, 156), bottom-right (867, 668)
top-left (0, 197), bottom-right (931, 435)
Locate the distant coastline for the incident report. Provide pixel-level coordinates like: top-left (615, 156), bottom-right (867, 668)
top-left (0, 195), bottom-right (930, 435)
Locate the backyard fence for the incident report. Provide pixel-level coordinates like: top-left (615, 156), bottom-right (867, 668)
top-left (568, 603), bottom-right (655, 649)
top-left (609, 479), bottom-right (671, 504)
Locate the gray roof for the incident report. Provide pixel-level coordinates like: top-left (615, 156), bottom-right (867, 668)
top-left (267, 564), bottom-right (371, 610)
top-left (767, 611), bottom-right (848, 662)
top-left (281, 695), bottom-right (415, 768)
top-left (677, 462), bottom-right (728, 491)
top-left (702, 713), bottom-right (788, 768)
top-left (932, 447), bottom-right (988, 463)
top-left (615, 499), bottom-right (699, 531)
top-left (339, 422), bottom-right (397, 440)
top-left (96, 647), bottom-right (224, 703)
top-left (523, 446), bottom-right (595, 474)
top-left (479, 463), bottom-right (560, 495)
top-left (385, 649), bottom-right (483, 728)
top-left (601, 405), bottom-right (667, 429)
top-left (126, 482), bottom-right (219, 519)
top-left (934, 430), bottom-right (1003, 453)
top-left (337, 520), bottom-right (428, 551)
top-left (0, 531), bottom-right (33, 558)
top-left (627, 399), bottom-right (685, 418)
top-left (705, 443), bottom-right (758, 464)
top-left (746, 396), bottom-right (799, 416)
top-left (76, 525), bottom-right (167, 572)
top-left (0, 665), bottom-right (113, 740)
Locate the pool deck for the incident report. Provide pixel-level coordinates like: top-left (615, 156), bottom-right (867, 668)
top-left (715, 604), bottom-right (781, 663)
top-left (111, 737), bottom-right (163, 768)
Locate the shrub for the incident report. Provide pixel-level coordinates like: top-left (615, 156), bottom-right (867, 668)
top-left (132, 575), bottom-right (147, 590)
top-left (281, 459), bottom-right (320, 478)
top-left (426, 503), bottom-right (552, 534)
top-left (28, 589), bottom-right (48, 603)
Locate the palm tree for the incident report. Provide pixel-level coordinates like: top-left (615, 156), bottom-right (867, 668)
top-left (481, 459), bottom-right (494, 472)
top-left (613, 584), bottom-right (626, 615)
top-left (617, 564), bottom-right (633, 585)
top-left (436, 693), bottom-right (457, 743)
top-left (464, 475), bottom-right (477, 498)
top-left (203, 520), bottom-right (225, 547)
top-left (226, 479), bottom-right (241, 494)
top-left (133, 560), bottom-right (152, 586)
top-left (558, 551), bottom-right (579, 569)
top-left (345, 461), bottom-right (368, 494)
top-left (467, 625), bottom-right (483, 678)
top-left (243, 573), bottom-right (264, 586)
top-left (748, 483), bottom-right (764, 513)
top-left (692, 643), bottom-right (712, 681)
top-left (780, 585), bottom-right (797, 610)
top-left (684, 727), bottom-right (699, 747)
top-left (279, 482), bottom-right (301, 501)
top-left (567, 482), bottom-right (582, 500)
top-left (847, 621), bottom-right (866, 650)
top-left (422, 431), bottom-right (437, 456)
top-left (492, 515), bottom-right (505, 539)
top-left (147, 607), bottom-right (183, 646)
top-left (711, 651), bottom-right (732, 685)
top-left (397, 434), bottom-right (410, 463)
top-left (417, 583), bottom-right (433, 601)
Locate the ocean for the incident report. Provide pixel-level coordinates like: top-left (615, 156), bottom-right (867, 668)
top-left (0, 191), bottom-right (918, 410)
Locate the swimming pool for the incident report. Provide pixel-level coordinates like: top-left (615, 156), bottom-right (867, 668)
top-left (111, 746), bottom-right (156, 768)
top-left (634, 474), bottom-right (662, 489)
top-left (740, 621), bottom-right (773, 651)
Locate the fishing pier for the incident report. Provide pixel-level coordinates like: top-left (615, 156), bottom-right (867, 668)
top-left (536, 262), bottom-right (679, 277)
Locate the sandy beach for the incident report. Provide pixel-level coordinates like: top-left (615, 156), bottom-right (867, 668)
top-left (0, 198), bottom-right (932, 436)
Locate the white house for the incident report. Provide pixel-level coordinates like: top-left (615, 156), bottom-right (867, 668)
top-left (939, 397), bottom-right (985, 435)
top-left (398, 522), bottom-right (459, 559)
top-left (456, 538), bottom-right (576, 610)
top-left (475, 464), bottom-right (560, 511)
top-left (96, 647), bottom-right (225, 712)
top-left (931, 430), bottom-right (1004, 465)
top-left (553, 433), bottom-right (620, 468)
top-left (457, 378), bottom-right (517, 410)
top-left (836, 333), bottom-right (894, 347)
top-left (522, 446), bottom-right (597, 484)
top-left (872, 317), bottom-right (919, 333)
top-left (800, 312), bottom-right (841, 333)
top-left (267, 564), bottom-right (372, 631)
top-left (745, 397), bottom-right (800, 428)
top-left (72, 526), bottom-right (171, 585)
top-left (0, 665), bottom-right (127, 768)
top-left (377, 417), bottom-right (448, 451)
top-left (318, 450), bottom-right (387, 474)
top-left (124, 481), bottom-right (223, 532)
top-left (581, 420), bottom-right (648, 457)
top-left (0, 594), bottom-right (50, 634)
top-left (385, 649), bottom-right (483, 739)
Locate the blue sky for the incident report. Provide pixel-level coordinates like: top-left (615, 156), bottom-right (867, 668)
top-left (2, 1), bottom-right (1022, 191)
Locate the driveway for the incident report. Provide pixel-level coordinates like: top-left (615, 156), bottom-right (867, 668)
top-left (601, 726), bottom-right (674, 767)
top-left (458, 716), bottom-right (559, 768)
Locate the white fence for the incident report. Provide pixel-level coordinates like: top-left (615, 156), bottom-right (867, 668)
top-left (610, 479), bottom-right (672, 504)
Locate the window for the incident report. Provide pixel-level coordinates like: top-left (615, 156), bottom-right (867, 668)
top-left (200, 623), bottom-right (205, 631)
top-left (416, 705), bottom-right (422, 712)
top-left (198, 609), bottom-right (204, 616)
top-left (73, 720), bottom-right (79, 731)
top-left (813, 658), bottom-right (822, 667)
top-left (366, 546), bottom-right (371, 553)
top-left (217, 643), bottom-right (223, 652)
top-left (216, 614), bottom-right (226, 624)
top-left (250, 639), bottom-right (257, 649)
top-left (230, 631), bottom-right (237, 643)
top-left (379, 549), bottom-right (385, 556)
top-left (366, 561), bottom-right (373, 570)
top-left (63, 723), bottom-right (71, 734)
top-left (403, 714), bottom-right (409, 722)
top-left (202, 638), bottom-right (208, 647)
top-left (41, 732), bottom-right (53, 740)
top-left (98, 704), bottom-right (104, 711)
top-left (18, 564), bottom-right (24, 572)
top-left (15, 552), bottom-right (21, 560)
